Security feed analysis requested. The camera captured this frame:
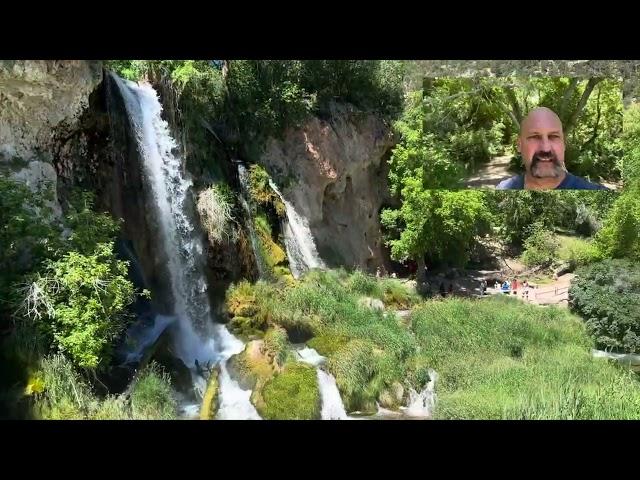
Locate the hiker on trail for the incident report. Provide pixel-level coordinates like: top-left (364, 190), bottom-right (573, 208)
top-left (480, 279), bottom-right (487, 295)
top-left (376, 267), bottom-right (382, 279)
top-left (502, 281), bottom-right (510, 294)
top-left (523, 279), bottom-right (529, 300)
top-left (496, 107), bottom-right (608, 191)
top-left (439, 282), bottom-right (446, 298)
top-left (512, 278), bottom-right (518, 295)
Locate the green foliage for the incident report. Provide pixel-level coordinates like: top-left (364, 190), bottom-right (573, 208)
top-left (226, 60), bottom-right (405, 151)
top-left (0, 178), bottom-right (60, 312)
top-left (247, 164), bottom-right (285, 216)
top-left (1, 183), bottom-right (138, 374)
top-left (520, 224), bottom-right (560, 268)
top-left (381, 189), bottom-right (492, 267)
top-left (422, 78), bottom-right (508, 174)
top-left (259, 362), bottom-right (320, 420)
top-left (420, 77), bottom-right (623, 182)
top-left (263, 327), bottom-right (290, 368)
top-left (307, 334), bottom-right (351, 357)
top-left (33, 353), bottom-right (95, 419)
top-left (622, 103), bottom-right (640, 187)
top-left (408, 296), bottom-right (640, 419)
top-left (223, 269), bottom-right (419, 412)
top-left (130, 362), bottom-right (177, 420)
top-left (592, 102), bottom-right (640, 259)
top-left (23, 243), bottom-right (136, 370)
top-left (254, 212), bottom-right (287, 269)
top-left (503, 367), bottom-right (640, 420)
top-left (32, 356), bottom-right (176, 420)
top-left (388, 91), bottom-right (463, 195)
top-left (64, 190), bottom-right (122, 254)
top-left (595, 186), bottom-right (640, 260)
top-left (569, 259), bottom-right (640, 353)
top-left (490, 190), bottom-right (616, 246)
top-left (379, 278), bottom-right (421, 309)
top-left (346, 270), bottom-right (382, 297)
top-left (557, 235), bottom-right (604, 268)
top-left (104, 60), bottom-right (149, 81)
top-left (325, 338), bottom-right (408, 414)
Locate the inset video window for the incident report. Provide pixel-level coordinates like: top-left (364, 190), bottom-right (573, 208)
top-left (421, 77), bottom-right (623, 191)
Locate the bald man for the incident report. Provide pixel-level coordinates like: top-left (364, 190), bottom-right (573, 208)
top-left (497, 107), bottom-right (608, 190)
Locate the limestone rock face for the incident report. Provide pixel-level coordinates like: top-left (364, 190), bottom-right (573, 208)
top-left (0, 60), bottom-right (102, 214)
top-left (261, 103), bottom-right (396, 271)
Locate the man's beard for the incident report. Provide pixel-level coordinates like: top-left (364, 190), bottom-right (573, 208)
top-left (528, 151), bottom-right (565, 178)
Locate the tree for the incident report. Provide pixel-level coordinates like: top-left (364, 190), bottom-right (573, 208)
top-left (23, 243), bottom-right (136, 370)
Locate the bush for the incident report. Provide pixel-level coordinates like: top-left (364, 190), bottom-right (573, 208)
top-left (130, 362), bottom-right (177, 420)
top-left (20, 242), bottom-right (136, 370)
top-left (569, 259), bottom-right (640, 353)
top-left (379, 278), bottom-right (420, 309)
top-left (520, 224), bottom-right (559, 268)
top-left (248, 164), bottom-right (285, 216)
top-left (0, 178), bottom-right (60, 313)
top-left (346, 270), bottom-right (381, 297)
top-left (32, 354), bottom-right (95, 419)
top-left (595, 186), bottom-right (640, 261)
top-left (557, 235), bottom-right (604, 268)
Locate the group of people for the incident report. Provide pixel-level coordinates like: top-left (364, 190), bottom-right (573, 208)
top-left (479, 278), bottom-right (531, 300)
top-left (498, 278), bottom-right (530, 299)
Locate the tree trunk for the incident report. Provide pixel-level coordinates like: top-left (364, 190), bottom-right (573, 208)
top-left (564, 78), bottom-right (603, 136)
top-left (559, 78), bottom-right (580, 120)
top-left (416, 256), bottom-right (427, 284)
top-left (581, 84), bottom-right (602, 151)
top-left (504, 85), bottom-right (523, 124)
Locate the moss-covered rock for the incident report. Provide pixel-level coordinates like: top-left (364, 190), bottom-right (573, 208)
top-left (200, 367), bottom-right (219, 420)
top-left (254, 213), bottom-right (287, 268)
top-left (228, 316), bottom-right (266, 341)
top-left (262, 327), bottom-right (291, 368)
top-left (247, 164), bottom-right (286, 217)
top-left (258, 362), bottom-right (321, 420)
top-left (227, 340), bottom-right (274, 391)
top-left (378, 381), bottom-right (405, 410)
top-left (307, 334), bottom-right (350, 357)
top-left (226, 280), bottom-right (260, 317)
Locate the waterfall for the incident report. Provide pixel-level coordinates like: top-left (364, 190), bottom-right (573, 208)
top-left (296, 347), bottom-right (348, 420)
top-left (268, 180), bottom-right (325, 279)
top-left (403, 369), bottom-right (438, 418)
top-left (111, 73), bottom-right (259, 420)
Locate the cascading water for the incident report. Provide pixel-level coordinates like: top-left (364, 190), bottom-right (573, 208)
top-left (296, 347), bottom-right (348, 420)
top-left (268, 180), bottom-right (325, 279)
top-left (403, 369), bottom-right (438, 418)
top-left (236, 162), bottom-right (269, 279)
top-left (111, 73), bottom-right (260, 420)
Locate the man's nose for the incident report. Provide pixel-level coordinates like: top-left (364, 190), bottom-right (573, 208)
top-left (540, 136), bottom-right (552, 151)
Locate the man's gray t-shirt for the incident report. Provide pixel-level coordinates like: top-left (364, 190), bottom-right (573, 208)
top-left (496, 173), bottom-right (609, 190)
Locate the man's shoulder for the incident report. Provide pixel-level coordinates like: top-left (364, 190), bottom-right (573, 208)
top-left (496, 175), bottom-right (524, 190)
top-left (560, 173), bottom-right (609, 190)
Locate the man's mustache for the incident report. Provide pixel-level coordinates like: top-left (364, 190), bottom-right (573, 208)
top-left (532, 151), bottom-right (559, 164)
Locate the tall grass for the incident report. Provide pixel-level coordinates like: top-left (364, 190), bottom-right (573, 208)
top-left (411, 296), bottom-right (640, 419)
top-left (130, 362), bottom-right (178, 420)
